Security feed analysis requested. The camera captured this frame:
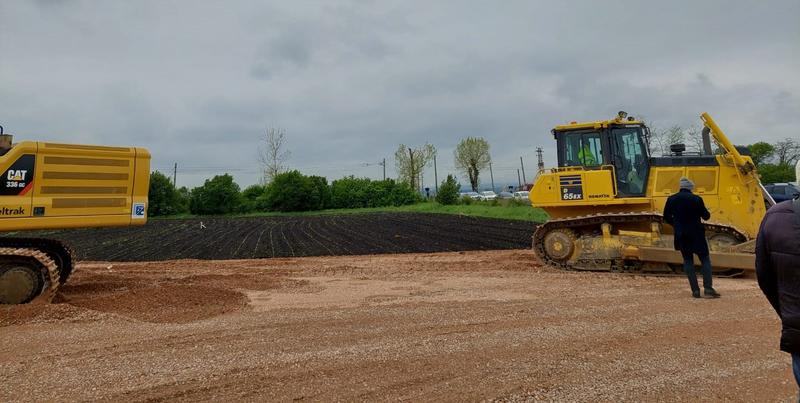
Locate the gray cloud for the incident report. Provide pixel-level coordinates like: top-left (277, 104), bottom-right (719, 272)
top-left (1, 0), bottom-right (798, 188)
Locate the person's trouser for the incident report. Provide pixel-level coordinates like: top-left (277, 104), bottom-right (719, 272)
top-left (681, 251), bottom-right (713, 292)
top-left (793, 353), bottom-right (800, 388)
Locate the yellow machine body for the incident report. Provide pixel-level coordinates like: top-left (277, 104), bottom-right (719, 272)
top-left (529, 112), bottom-right (766, 273)
top-left (0, 141), bottom-right (150, 231)
top-left (0, 137), bottom-right (150, 304)
top-left (530, 153), bottom-right (765, 239)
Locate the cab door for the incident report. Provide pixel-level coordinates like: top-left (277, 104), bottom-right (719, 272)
top-left (610, 127), bottom-right (648, 197)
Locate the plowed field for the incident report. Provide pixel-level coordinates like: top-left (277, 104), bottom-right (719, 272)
top-left (0, 250), bottom-right (793, 401)
top-left (14, 213), bottom-right (533, 261)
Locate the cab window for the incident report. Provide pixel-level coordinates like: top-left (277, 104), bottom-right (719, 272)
top-left (561, 131), bottom-right (602, 166)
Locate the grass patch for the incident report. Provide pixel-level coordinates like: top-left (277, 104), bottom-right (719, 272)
top-left (155, 201), bottom-right (549, 222)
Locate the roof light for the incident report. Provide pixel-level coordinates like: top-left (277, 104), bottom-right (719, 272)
top-left (618, 111), bottom-right (628, 119)
top-left (570, 121), bottom-right (577, 124)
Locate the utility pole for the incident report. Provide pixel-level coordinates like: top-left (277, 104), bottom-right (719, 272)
top-left (408, 147), bottom-right (415, 190)
top-left (382, 158), bottom-right (386, 180)
top-left (536, 147), bottom-right (544, 171)
top-left (173, 162), bottom-right (177, 188)
top-left (433, 154), bottom-right (438, 193)
top-left (520, 156), bottom-right (527, 185)
top-left (489, 162), bottom-right (495, 193)
top-left (517, 169), bottom-right (522, 190)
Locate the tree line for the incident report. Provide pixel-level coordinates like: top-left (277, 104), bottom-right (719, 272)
top-left (148, 126), bottom-right (500, 216)
top-left (147, 171), bottom-right (421, 216)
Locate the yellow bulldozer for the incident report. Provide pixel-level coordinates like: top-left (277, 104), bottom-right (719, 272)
top-left (529, 112), bottom-right (770, 275)
top-left (0, 125), bottom-right (150, 304)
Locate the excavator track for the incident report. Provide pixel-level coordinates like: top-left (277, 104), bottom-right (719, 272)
top-left (0, 238), bottom-right (72, 304)
top-left (532, 212), bottom-right (748, 277)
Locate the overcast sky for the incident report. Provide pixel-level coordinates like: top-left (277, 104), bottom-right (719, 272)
top-left (1, 0), bottom-right (798, 189)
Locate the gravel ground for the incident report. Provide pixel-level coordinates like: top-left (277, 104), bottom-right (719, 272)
top-left (0, 250), bottom-right (793, 402)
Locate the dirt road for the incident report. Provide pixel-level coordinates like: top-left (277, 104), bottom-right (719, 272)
top-left (0, 250), bottom-right (793, 401)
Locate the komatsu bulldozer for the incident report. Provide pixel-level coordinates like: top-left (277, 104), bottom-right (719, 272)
top-left (529, 112), bottom-right (769, 275)
top-left (0, 125), bottom-right (150, 304)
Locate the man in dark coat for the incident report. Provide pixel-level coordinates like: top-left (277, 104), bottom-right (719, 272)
top-left (663, 177), bottom-right (721, 298)
top-left (756, 194), bottom-right (800, 386)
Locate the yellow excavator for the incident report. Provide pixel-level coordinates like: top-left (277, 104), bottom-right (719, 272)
top-left (0, 125), bottom-right (150, 304)
top-left (529, 112), bottom-right (770, 275)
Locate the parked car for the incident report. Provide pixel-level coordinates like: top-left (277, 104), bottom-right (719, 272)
top-left (513, 191), bottom-right (530, 200)
top-left (460, 191), bottom-right (482, 200)
top-left (498, 191), bottom-right (514, 199)
top-left (480, 191), bottom-right (498, 201)
top-left (765, 183), bottom-right (800, 203)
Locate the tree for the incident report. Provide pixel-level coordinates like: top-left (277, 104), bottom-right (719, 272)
top-left (259, 170), bottom-right (323, 212)
top-left (454, 137), bottom-right (491, 191)
top-left (773, 138), bottom-right (800, 166)
top-left (644, 122), bottom-right (687, 156)
top-left (685, 125), bottom-right (704, 153)
top-left (240, 184), bottom-right (266, 213)
top-left (664, 125), bottom-right (685, 154)
top-left (258, 127), bottom-right (291, 184)
top-left (189, 174), bottom-right (242, 215)
top-left (308, 175), bottom-right (332, 210)
top-left (759, 163), bottom-right (796, 184)
top-left (148, 171), bottom-right (185, 216)
top-left (435, 174), bottom-right (460, 205)
top-left (394, 143), bottom-right (436, 191)
top-left (747, 142), bottom-right (775, 167)
top-left (640, 117), bottom-right (660, 156)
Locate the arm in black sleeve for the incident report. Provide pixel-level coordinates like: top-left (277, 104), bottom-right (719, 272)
top-left (663, 197), bottom-right (674, 226)
top-left (698, 196), bottom-right (711, 221)
top-left (755, 217), bottom-right (780, 316)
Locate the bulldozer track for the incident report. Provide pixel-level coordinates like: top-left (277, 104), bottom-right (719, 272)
top-left (0, 238), bottom-right (72, 303)
top-left (532, 212), bottom-right (748, 277)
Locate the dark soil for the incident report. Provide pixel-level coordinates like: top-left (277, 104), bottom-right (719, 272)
top-left (11, 212), bottom-right (535, 261)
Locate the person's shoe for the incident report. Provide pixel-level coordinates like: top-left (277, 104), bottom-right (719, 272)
top-left (692, 290), bottom-right (701, 298)
top-left (704, 288), bottom-right (721, 298)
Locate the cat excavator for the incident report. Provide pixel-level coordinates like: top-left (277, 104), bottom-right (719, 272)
top-left (529, 112), bottom-right (769, 275)
top-left (0, 125), bottom-right (150, 304)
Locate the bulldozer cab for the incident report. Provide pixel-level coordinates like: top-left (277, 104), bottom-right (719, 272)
top-left (555, 120), bottom-right (650, 197)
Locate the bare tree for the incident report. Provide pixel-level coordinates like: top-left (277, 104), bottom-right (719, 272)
top-left (394, 143), bottom-right (436, 191)
top-left (773, 138), bottom-right (800, 166)
top-left (258, 127), bottom-right (291, 184)
top-left (660, 125), bottom-right (686, 155)
top-left (454, 137), bottom-right (491, 191)
top-left (686, 125), bottom-right (704, 153)
top-left (641, 118), bottom-right (663, 156)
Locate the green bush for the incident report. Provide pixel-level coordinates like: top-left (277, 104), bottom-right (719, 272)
top-left (239, 184), bottom-right (266, 213)
top-left (309, 175), bottom-right (332, 210)
top-left (330, 177), bottom-right (418, 209)
top-left (330, 176), bottom-right (370, 208)
top-left (260, 171), bottom-right (325, 212)
top-left (388, 181), bottom-right (420, 206)
top-left (759, 163), bottom-right (796, 183)
top-left (189, 174), bottom-right (242, 215)
top-left (148, 171), bottom-right (187, 216)
top-left (460, 195), bottom-right (473, 205)
top-left (435, 175), bottom-right (460, 205)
